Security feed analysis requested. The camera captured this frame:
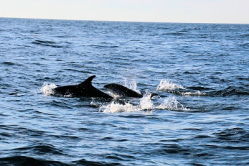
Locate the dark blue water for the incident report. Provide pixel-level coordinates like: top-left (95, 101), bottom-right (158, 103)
top-left (0, 18), bottom-right (249, 165)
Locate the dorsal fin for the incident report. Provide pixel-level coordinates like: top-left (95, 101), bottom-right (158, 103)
top-left (80, 75), bottom-right (96, 86)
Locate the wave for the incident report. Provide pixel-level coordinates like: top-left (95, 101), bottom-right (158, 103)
top-left (32, 40), bottom-right (63, 48)
top-left (0, 156), bottom-right (69, 166)
top-left (88, 44), bottom-right (119, 49)
top-left (163, 32), bottom-right (185, 36)
top-left (213, 127), bottom-right (249, 143)
top-left (2, 61), bottom-right (16, 66)
top-left (211, 86), bottom-right (249, 96)
top-left (73, 158), bottom-right (122, 166)
top-left (240, 33), bottom-right (249, 38)
top-left (239, 42), bottom-right (249, 48)
top-left (157, 143), bottom-right (189, 155)
top-left (0, 156), bottom-right (121, 166)
top-left (13, 144), bottom-right (64, 155)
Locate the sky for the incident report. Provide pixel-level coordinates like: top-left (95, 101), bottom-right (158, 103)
top-left (0, 0), bottom-right (249, 24)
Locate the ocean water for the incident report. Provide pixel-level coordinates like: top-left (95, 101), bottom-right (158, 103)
top-left (0, 18), bottom-right (248, 165)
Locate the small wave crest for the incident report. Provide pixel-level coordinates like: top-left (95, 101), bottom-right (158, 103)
top-left (32, 40), bottom-right (63, 48)
top-left (0, 156), bottom-right (69, 166)
top-left (14, 144), bottom-right (64, 155)
top-left (99, 95), bottom-right (188, 113)
top-left (157, 79), bottom-right (184, 91)
top-left (40, 83), bottom-right (57, 96)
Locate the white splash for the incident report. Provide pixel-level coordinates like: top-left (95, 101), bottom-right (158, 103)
top-left (40, 83), bottom-right (57, 96)
top-left (140, 94), bottom-right (154, 110)
top-left (124, 78), bottom-right (141, 94)
top-left (157, 79), bottom-right (184, 91)
top-left (99, 94), bottom-right (154, 113)
top-left (99, 94), bottom-right (189, 113)
top-left (99, 101), bottom-right (140, 113)
top-left (156, 96), bottom-right (189, 111)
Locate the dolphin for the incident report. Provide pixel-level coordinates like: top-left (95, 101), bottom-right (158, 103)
top-left (104, 83), bottom-right (143, 98)
top-left (104, 83), bottom-right (159, 98)
top-left (53, 75), bottom-right (112, 98)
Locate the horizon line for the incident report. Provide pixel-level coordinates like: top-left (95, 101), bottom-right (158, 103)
top-left (1, 16), bottom-right (249, 25)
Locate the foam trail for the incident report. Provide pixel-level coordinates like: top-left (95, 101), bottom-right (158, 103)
top-left (180, 91), bottom-right (206, 96)
top-left (157, 79), bottom-right (184, 91)
top-left (41, 83), bottom-right (57, 96)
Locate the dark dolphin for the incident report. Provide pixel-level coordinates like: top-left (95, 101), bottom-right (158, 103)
top-left (104, 83), bottom-right (159, 98)
top-left (53, 75), bottom-right (112, 98)
top-left (104, 83), bottom-right (143, 98)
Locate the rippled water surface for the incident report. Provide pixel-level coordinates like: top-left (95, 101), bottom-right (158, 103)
top-left (0, 18), bottom-right (249, 165)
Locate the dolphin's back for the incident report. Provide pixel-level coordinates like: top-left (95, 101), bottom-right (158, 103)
top-left (104, 83), bottom-right (143, 98)
top-left (54, 85), bottom-right (79, 97)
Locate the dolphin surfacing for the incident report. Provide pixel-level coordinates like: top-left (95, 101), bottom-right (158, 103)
top-left (104, 83), bottom-right (143, 98)
top-left (53, 75), bottom-right (112, 98)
